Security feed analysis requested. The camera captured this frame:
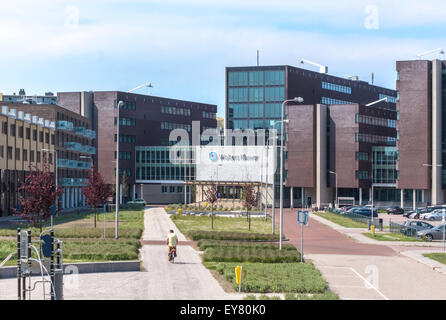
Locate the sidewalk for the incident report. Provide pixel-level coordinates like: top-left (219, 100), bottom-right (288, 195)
top-left (141, 207), bottom-right (242, 300)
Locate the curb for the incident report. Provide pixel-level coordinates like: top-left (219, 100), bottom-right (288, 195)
top-left (400, 251), bottom-right (446, 275)
top-left (0, 260), bottom-right (140, 279)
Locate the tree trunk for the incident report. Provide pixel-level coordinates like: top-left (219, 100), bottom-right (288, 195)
top-left (211, 207), bottom-right (214, 229)
top-left (248, 210), bottom-right (251, 231)
top-left (94, 208), bottom-right (97, 228)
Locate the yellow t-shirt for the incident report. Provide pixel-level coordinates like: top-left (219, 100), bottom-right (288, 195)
top-left (168, 233), bottom-right (178, 247)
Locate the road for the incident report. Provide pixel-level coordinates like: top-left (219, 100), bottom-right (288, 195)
top-left (276, 208), bottom-right (446, 299)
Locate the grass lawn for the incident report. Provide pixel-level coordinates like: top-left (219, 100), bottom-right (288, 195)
top-left (423, 253), bottom-right (446, 265)
top-left (0, 209), bottom-right (144, 266)
top-left (313, 211), bottom-right (369, 228)
top-left (204, 261), bottom-right (333, 294)
top-left (362, 232), bottom-right (422, 242)
top-left (170, 214), bottom-right (275, 235)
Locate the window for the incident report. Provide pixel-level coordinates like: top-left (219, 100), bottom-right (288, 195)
top-left (15, 148), bottom-right (20, 160)
top-left (33, 130), bottom-right (37, 141)
top-left (10, 124), bottom-right (15, 136)
top-left (228, 87), bottom-right (248, 102)
top-left (45, 133), bottom-right (49, 143)
top-left (0, 146), bottom-right (4, 158)
top-left (231, 104), bottom-right (249, 118)
top-left (249, 104), bottom-right (264, 118)
top-left (115, 100), bottom-right (136, 110)
top-left (161, 106), bottom-right (192, 117)
top-left (264, 87), bottom-right (284, 102)
top-left (249, 71), bottom-right (264, 86)
top-left (169, 186), bottom-right (175, 193)
top-left (115, 117), bottom-right (136, 127)
top-left (30, 151), bottom-right (34, 162)
top-left (356, 152), bottom-right (369, 161)
top-left (202, 111), bottom-right (216, 119)
top-left (356, 171), bottom-right (369, 180)
top-left (26, 128), bottom-right (30, 139)
top-left (7, 147), bottom-right (12, 160)
top-left (18, 126), bottom-right (23, 138)
top-left (264, 70), bottom-right (285, 85)
top-left (228, 71), bottom-right (248, 86)
top-left (162, 186), bottom-right (168, 193)
top-left (322, 97), bottom-right (355, 105)
top-left (322, 81), bottom-right (352, 94)
top-left (2, 122), bottom-right (7, 134)
top-left (51, 134), bottom-right (55, 145)
top-left (23, 149), bottom-right (27, 161)
top-left (119, 151), bottom-right (132, 160)
top-left (39, 131), bottom-right (43, 142)
top-left (379, 93), bottom-right (397, 104)
top-left (37, 151), bottom-right (41, 163)
top-left (177, 186), bottom-right (183, 193)
top-left (249, 87), bottom-right (264, 102)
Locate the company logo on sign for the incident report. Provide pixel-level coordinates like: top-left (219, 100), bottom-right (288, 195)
top-left (209, 152), bottom-right (218, 162)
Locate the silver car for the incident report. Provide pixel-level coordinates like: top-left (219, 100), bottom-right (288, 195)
top-left (423, 210), bottom-right (446, 221)
top-left (417, 224), bottom-right (446, 241)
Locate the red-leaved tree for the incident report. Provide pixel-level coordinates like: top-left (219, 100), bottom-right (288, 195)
top-left (16, 163), bottom-right (63, 231)
top-left (243, 184), bottom-right (258, 231)
top-left (204, 182), bottom-right (218, 229)
top-left (82, 168), bottom-right (111, 228)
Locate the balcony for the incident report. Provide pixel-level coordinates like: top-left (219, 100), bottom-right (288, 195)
top-left (85, 129), bottom-right (96, 139)
top-left (57, 121), bottom-right (74, 131)
top-left (57, 158), bottom-right (69, 168)
top-left (77, 161), bottom-right (92, 170)
top-left (65, 142), bottom-right (82, 152)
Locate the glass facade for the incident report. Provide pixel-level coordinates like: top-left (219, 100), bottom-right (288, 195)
top-left (135, 146), bottom-right (194, 182)
top-left (372, 146), bottom-right (398, 185)
top-left (228, 68), bottom-right (285, 131)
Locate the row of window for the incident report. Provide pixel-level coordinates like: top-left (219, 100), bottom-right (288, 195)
top-left (161, 122), bottom-right (192, 132)
top-left (356, 133), bottom-right (397, 145)
top-left (161, 106), bottom-right (191, 117)
top-left (115, 117), bottom-right (136, 127)
top-left (322, 97), bottom-right (355, 105)
top-left (356, 114), bottom-right (396, 128)
top-left (356, 171), bottom-right (369, 180)
top-left (202, 111), bottom-right (216, 119)
top-left (137, 165), bottom-right (193, 181)
top-left (115, 100), bottom-right (136, 110)
top-left (379, 94), bottom-right (398, 104)
top-left (0, 146), bottom-right (52, 163)
top-left (117, 151), bottom-right (131, 160)
top-left (356, 152), bottom-right (369, 161)
top-left (1, 122), bottom-right (55, 144)
top-left (230, 103), bottom-right (283, 119)
top-left (228, 70), bottom-right (285, 87)
top-left (228, 87), bottom-right (285, 103)
top-left (322, 81), bottom-right (352, 94)
top-left (115, 134), bottom-right (136, 144)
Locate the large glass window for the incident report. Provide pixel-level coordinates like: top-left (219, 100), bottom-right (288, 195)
top-left (229, 87), bottom-right (248, 102)
top-left (372, 146), bottom-right (398, 185)
top-left (249, 71), bottom-right (264, 86)
top-left (228, 72), bottom-right (248, 86)
top-left (249, 87), bottom-right (264, 102)
top-left (265, 103), bottom-right (281, 118)
top-left (265, 87), bottom-right (285, 102)
top-left (231, 104), bottom-right (249, 118)
top-left (322, 82), bottom-right (352, 94)
top-left (249, 104), bottom-right (264, 118)
top-left (265, 70), bottom-right (285, 85)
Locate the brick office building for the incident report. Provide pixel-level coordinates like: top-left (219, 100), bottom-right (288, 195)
top-left (4, 102), bottom-right (95, 210)
top-left (226, 64), bottom-right (398, 207)
top-left (58, 91), bottom-right (217, 204)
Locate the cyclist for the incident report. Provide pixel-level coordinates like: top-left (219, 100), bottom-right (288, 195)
top-left (166, 229), bottom-right (178, 261)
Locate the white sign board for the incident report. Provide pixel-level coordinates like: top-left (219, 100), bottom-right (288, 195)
top-left (195, 146), bottom-right (276, 183)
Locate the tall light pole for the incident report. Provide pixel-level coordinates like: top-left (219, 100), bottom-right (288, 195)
top-left (116, 82), bottom-right (153, 239)
top-left (279, 97), bottom-right (304, 250)
top-left (42, 148), bottom-right (58, 228)
top-left (329, 171), bottom-right (337, 208)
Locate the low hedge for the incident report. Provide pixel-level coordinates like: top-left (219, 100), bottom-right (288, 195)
top-left (187, 230), bottom-right (281, 241)
top-left (203, 246), bottom-right (300, 263)
top-left (197, 240), bottom-right (296, 251)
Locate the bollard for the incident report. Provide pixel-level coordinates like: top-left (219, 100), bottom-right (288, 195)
top-left (54, 269), bottom-right (64, 300)
top-left (371, 225), bottom-right (375, 235)
top-left (379, 218), bottom-right (383, 232)
top-left (178, 208), bottom-right (182, 215)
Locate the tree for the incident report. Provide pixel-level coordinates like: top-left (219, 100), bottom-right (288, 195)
top-left (203, 182), bottom-right (218, 229)
top-left (15, 163), bottom-right (63, 232)
top-left (243, 184), bottom-right (258, 231)
top-left (83, 168), bottom-right (111, 228)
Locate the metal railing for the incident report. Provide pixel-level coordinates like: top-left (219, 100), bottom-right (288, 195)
top-left (328, 207), bottom-right (380, 227)
top-left (389, 221), bottom-right (418, 238)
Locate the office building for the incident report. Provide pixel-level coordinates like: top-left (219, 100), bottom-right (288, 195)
top-left (0, 105), bottom-right (55, 217)
top-left (58, 91), bottom-right (217, 204)
top-left (396, 59), bottom-right (446, 206)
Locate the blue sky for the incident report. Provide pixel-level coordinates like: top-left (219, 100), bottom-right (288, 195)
top-left (0, 0), bottom-right (445, 117)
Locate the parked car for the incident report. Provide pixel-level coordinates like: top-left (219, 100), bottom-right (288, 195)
top-left (404, 208), bottom-right (426, 218)
top-left (127, 198), bottom-right (147, 205)
top-left (386, 206), bottom-right (404, 215)
top-left (353, 208), bottom-right (378, 217)
top-left (401, 221), bottom-right (434, 234)
top-left (417, 224), bottom-right (446, 241)
top-left (423, 210), bottom-right (446, 221)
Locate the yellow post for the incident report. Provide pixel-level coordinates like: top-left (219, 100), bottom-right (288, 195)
top-left (235, 265), bottom-right (242, 292)
top-left (371, 224), bottom-right (375, 235)
top-left (178, 208), bottom-right (182, 215)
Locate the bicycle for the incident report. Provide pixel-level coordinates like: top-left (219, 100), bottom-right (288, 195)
top-left (168, 247), bottom-right (177, 263)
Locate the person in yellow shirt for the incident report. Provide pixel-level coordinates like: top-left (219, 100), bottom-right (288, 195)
top-left (166, 229), bottom-right (178, 261)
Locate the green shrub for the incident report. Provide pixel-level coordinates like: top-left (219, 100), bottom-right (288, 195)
top-left (188, 230), bottom-right (281, 241)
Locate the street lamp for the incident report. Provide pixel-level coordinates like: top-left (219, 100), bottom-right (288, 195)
top-left (116, 82), bottom-right (153, 239)
top-left (329, 171), bottom-right (338, 208)
top-left (279, 97), bottom-right (304, 250)
top-left (42, 148), bottom-right (58, 228)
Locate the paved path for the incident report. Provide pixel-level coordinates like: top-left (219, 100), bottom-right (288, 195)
top-left (278, 208), bottom-right (446, 300)
top-left (0, 207), bottom-right (242, 300)
top-left (277, 209), bottom-right (396, 256)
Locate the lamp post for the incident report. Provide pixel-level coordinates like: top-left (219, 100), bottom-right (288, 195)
top-left (329, 171), bottom-right (338, 208)
top-left (115, 83), bottom-right (152, 239)
top-left (42, 148), bottom-right (58, 228)
top-left (279, 97), bottom-right (304, 250)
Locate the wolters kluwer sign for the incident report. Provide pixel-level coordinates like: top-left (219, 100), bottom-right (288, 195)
top-left (195, 146), bottom-right (276, 183)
